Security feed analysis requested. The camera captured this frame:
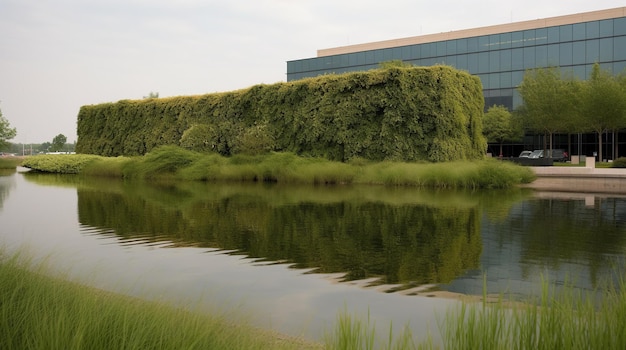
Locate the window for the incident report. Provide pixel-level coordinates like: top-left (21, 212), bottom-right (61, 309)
top-left (478, 35), bottom-right (490, 51)
top-left (466, 37), bottom-right (479, 53)
top-left (585, 39), bottom-right (599, 64)
top-left (523, 47), bottom-right (536, 69)
top-left (547, 27), bottom-right (560, 43)
top-left (457, 39), bottom-right (468, 54)
top-left (467, 53), bottom-right (479, 73)
top-left (489, 51), bottom-right (501, 71)
top-left (523, 29), bottom-right (536, 46)
top-left (511, 31), bottom-right (524, 47)
top-left (572, 41), bottom-right (585, 65)
top-left (600, 19), bottom-right (613, 37)
top-left (500, 49), bottom-right (512, 71)
top-left (614, 36), bottom-right (626, 61)
top-left (560, 42), bottom-right (573, 66)
top-left (446, 40), bottom-right (457, 55)
top-left (560, 24), bottom-right (573, 42)
top-left (573, 23), bottom-right (586, 40)
top-left (586, 21), bottom-right (600, 39)
top-left (599, 38), bottom-right (613, 62)
top-left (436, 41), bottom-right (447, 56)
top-left (536, 45), bottom-right (548, 68)
top-left (478, 52), bottom-right (489, 73)
top-left (511, 48), bottom-right (524, 70)
top-left (615, 18), bottom-right (626, 36)
top-left (547, 44), bottom-right (559, 66)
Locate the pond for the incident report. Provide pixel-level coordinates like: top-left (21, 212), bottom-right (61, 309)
top-left (1, 167), bottom-right (625, 344)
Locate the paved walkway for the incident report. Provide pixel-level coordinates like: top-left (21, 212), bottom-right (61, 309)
top-left (525, 165), bottom-right (626, 194)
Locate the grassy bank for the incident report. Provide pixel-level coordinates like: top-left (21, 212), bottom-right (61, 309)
top-left (328, 274), bottom-right (626, 350)
top-left (0, 250), bottom-right (321, 350)
top-left (0, 156), bottom-right (22, 169)
top-left (21, 146), bottom-right (535, 189)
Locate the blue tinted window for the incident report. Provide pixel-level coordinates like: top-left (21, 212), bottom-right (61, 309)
top-left (391, 47), bottom-right (402, 59)
top-left (600, 38), bottom-right (613, 62)
top-left (421, 43), bottom-right (432, 57)
top-left (511, 48), bottom-right (524, 70)
top-left (478, 74), bottom-right (488, 89)
top-left (586, 21), bottom-right (600, 39)
top-left (466, 37), bottom-right (478, 52)
top-left (547, 27), bottom-right (560, 43)
top-left (535, 28), bottom-right (548, 45)
top-left (456, 39), bottom-right (468, 54)
top-left (523, 29), bottom-right (536, 46)
top-left (478, 36), bottom-right (490, 51)
top-left (560, 24), bottom-right (573, 41)
top-left (511, 31), bottom-right (524, 47)
top-left (489, 51), bottom-right (500, 71)
top-left (365, 51), bottom-right (375, 64)
top-left (446, 40), bottom-right (457, 55)
top-left (560, 42), bottom-right (573, 65)
top-left (456, 54), bottom-right (468, 71)
top-left (523, 47), bottom-right (536, 69)
top-left (500, 32), bottom-right (512, 49)
top-left (411, 45), bottom-right (420, 58)
top-left (500, 49), bottom-right (512, 70)
top-left (573, 23), bottom-right (586, 40)
top-left (615, 36), bottom-right (626, 61)
top-left (500, 72), bottom-right (512, 88)
top-left (489, 34), bottom-right (501, 49)
top-left (467, 53), bottom-right (479, 72)
top-left (615, 18), bottom-right (626, 35)
top-left (478, 52), bottom-right (489, 73)
top-left (600, 19), bottom-right (613, 37)
top-left (489, 73), bottom-right (500, 89)
top-left (586, 39), bottom-right (599, 63)
top-left (572, 41), bottom-right (585, 65)
top-left (536, 45), bottom-right (547, 68)
top-left (512, 71), bottom-right (524, 88)
top-left (547, 44), bottom-right (559, 66)
top-left (436, 41), bottom-right (447, 56)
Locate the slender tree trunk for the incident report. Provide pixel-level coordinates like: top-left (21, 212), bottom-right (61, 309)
top-left (598, 131), bottom-right (603, 162)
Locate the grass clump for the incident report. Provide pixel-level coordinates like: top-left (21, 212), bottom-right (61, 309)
top-left (21, 154), bottom-right (102, 174)
top-left (21, 146), bottom-right (535, 189)
top-left (0, 249), bottom-right (320, 350)
top-left (0, 157), bottom-right (22, 169)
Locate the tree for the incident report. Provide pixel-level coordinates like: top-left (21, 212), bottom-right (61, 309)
top-left (0, 105), bottom-right (17, 150)
top-left (482, 105), bottom-right (523, 157)
top-left (517, 67), bottom-right (579, 156)
top-left (50, 134), bottom-right (67, 152)
top-left (582, 63), bottom-right (626, 162)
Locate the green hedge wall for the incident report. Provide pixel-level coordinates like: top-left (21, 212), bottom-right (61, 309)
top-left (76, 65), bottom-right (486, 162)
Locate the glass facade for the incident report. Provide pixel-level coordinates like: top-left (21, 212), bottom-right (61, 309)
top-left (287, 16), bottom-right (626, 112)
top-left (286, 13), bottom-right (626, 158)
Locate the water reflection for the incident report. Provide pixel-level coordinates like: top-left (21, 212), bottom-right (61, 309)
top-left (0, 168), bottom-right (17, 210)
top-left (73, 179), bottom-right (486, 291)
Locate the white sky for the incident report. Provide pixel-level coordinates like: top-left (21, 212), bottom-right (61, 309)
top-left (1, 0), bottom-right (624, 144)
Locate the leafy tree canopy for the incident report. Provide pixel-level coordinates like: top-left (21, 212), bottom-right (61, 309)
top-left (483, 105), bottom-right (522, 156)
top-left (51, 134), bottom-right (67, 152)
top-left (0, 106), bottom-right (17, 150)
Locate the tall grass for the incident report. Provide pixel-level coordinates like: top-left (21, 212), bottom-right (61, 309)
top-left (0, 157), bottom-right (22, 169)
top-left (326, 274), bottom-right (626, 350)
top-left (22, 146), bottom-right (535, 189)
top-left (0, 250), bottom-right (321, 350)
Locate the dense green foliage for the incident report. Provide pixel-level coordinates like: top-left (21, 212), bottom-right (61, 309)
top-left (22, 147), bottom-right (535, 188)
top-left (483, 105), bottom-right (523, 157)
top-left (0, 251), bottom-right (320, 350)
top-left (0, 106), bottom-right (17, 150)
top-left (76, 65), bottom-right (486, 162)
top-left (517, 64), bottom-right (626, 160)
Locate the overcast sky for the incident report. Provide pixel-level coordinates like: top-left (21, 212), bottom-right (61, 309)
top-left (1, 0), bottom-right (624, 144)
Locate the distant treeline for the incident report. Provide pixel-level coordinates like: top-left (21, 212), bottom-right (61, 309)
top-left (76, 65), bottom-right (486, 162)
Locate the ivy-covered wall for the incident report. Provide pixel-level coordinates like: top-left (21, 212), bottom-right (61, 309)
top-left (76, 65), bottom-right (486, 162)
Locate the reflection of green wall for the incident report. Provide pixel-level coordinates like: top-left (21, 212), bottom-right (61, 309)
top-left (77, 187), bottom-right (482, 289)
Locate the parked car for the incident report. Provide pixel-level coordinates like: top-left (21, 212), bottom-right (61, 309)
top-left (519, 151), bottom-right (532, 158)
top-left (528, 150), bottom-right (543, 159)
top-left (527, 149), bottom-right (568, 162)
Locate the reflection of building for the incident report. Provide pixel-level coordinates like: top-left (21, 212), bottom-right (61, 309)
top-left (286, 7), bottom-right (626, 157)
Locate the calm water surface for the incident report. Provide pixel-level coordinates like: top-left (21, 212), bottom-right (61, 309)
top-left (1, 168), bottom-right (625, 343)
